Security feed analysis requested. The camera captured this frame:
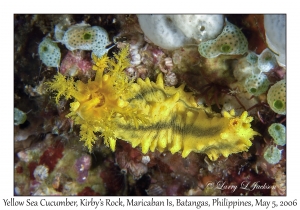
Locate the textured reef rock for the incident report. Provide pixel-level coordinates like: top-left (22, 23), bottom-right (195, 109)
top-left (14, 14), bottom-right (286, 196)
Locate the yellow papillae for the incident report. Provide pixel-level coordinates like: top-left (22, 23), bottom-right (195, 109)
top-left (47, 45), bottom-right (259, 160)
top-left (115, 74), bottom-right (259, 160)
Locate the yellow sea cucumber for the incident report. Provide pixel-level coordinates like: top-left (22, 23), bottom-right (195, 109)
top-left (46, 45), bottom-right (259, 160)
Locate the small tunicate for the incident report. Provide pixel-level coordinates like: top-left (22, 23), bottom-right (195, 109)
top-left (62, 23), bottom-right (110, 57)
top-left (267, 79), bottom-right (286, 115)
top-left (198, 19), bottom-right (248, 58)
top-left (38, 38), bottom-right (61, 68)
top-left (258, 48), bottom-right (277, 72)
top-left (14, 108), bottom-right (27, 125)
top-left (233, 55), bottom-right (259, 82)
top-left (263, 145), bottom-right (282, 164)
top-left (244, 73), bottom-right (270, 96)
top-left (246, 51), bottom-right (258, 65)
top-left (268, 123), bottom-right (286, 146)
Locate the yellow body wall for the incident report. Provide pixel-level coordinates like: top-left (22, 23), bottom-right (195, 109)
top-left (115, 74), bottom-right (258, 160)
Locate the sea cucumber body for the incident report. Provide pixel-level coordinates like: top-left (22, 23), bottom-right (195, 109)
top-left (47, 47), bottom-right (258, 160)
top-left (114, 74), bottom-right (257, 160)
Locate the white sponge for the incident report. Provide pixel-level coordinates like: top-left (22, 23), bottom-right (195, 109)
top-left (137, 15), bottom-right (189, 50)
top-left (137, 15), bottom-right (224, 50)
top-left (172, 15), bottom-right (224, 42)
top-left (264, 15), bottom-right (286, 66)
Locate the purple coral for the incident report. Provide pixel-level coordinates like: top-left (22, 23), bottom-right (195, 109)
top-left (75, 154), bottom-right (92, 183)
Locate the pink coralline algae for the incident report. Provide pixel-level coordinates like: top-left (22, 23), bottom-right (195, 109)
top-left (74, 154), bottom-right (92, 183)
top-left (39, 141), bottom-right (64, 173)
top-left (60, 51), bottom-right (93, 76)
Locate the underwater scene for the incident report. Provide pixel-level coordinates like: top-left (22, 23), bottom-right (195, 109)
top-left (14, 14), bottom-right (286, 196)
